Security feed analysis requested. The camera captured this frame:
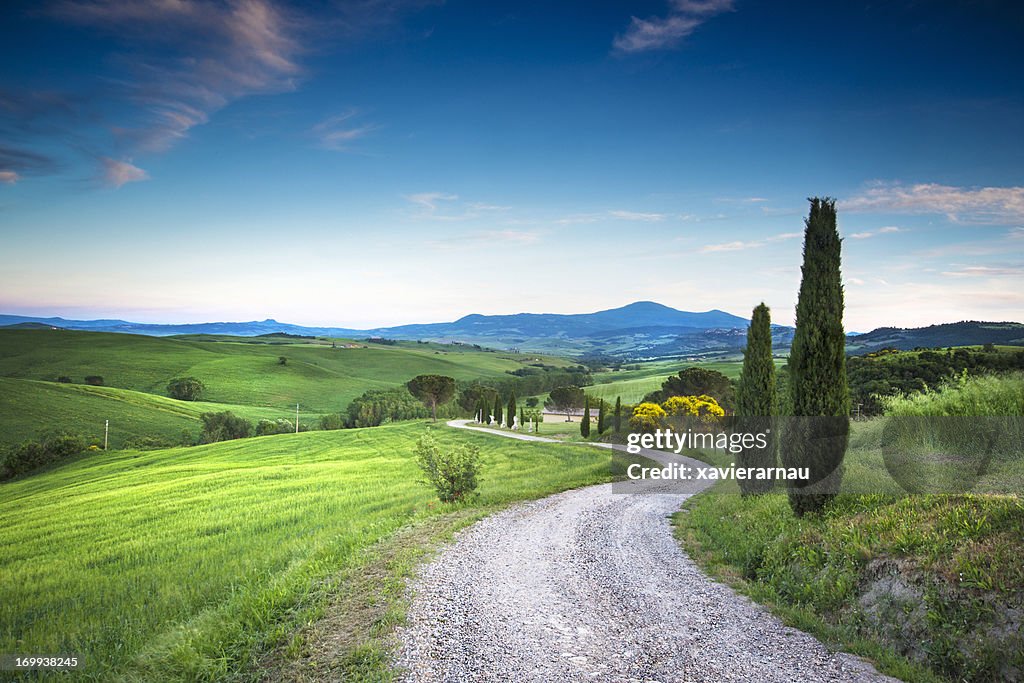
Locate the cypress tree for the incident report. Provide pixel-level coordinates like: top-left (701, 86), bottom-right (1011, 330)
top-left (735, 302), bottom-right (778, 496)
top-left (613, 396), bottom-right (622, 433)
top-left (493, 395), bottom-right (503, 428)
top-left (507, 392), bottom-right (517, 428)
top-left (580, 398), bottom-right (591, 437)
top-left (783, 198), bottom-right (850, 516)
top-left (596, 399), bottom-right (606, 434)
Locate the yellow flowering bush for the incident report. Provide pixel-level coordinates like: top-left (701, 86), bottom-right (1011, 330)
top-left (661, 395), bottom-right (725, 423)
top-left (629, 402), bottom-right (667, 433)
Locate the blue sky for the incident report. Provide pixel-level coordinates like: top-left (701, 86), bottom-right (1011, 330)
top-left (1, 0), bottom-right (1022, 329)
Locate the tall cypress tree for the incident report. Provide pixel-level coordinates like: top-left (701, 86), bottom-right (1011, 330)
top-left (596, 399), bottom-right (606, 434)
top-left (735, 302), bottom-right (778, 496)
top-left (580, 398), bottom-right (591, 437)
top-left (507, 392), bottom-right (517, 428)
top-left (493, 395), bottom-right (503, 428)
top-left (783, 198), bottom-right (850, 516)
top-left (613, 396), bottom-right (622, 433)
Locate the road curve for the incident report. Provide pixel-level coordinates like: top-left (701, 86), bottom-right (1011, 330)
top-left (394, 421), bottom-right (895, 682)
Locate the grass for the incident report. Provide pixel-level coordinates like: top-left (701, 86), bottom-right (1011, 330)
top-left (0, 329), bottom-right (555, 414)
top-left (673, 416), bottom-right (1024, 683)
top-left (880, 372), bottom-right (1024, 416)
top-left (0, 329), bottom-right (563, 447)
top-left (0, 420), bottom-right (633, 681)
top-left (0, 378), bottom-right (317, 449)
top-left (581, 357), bottom-right (785, 404)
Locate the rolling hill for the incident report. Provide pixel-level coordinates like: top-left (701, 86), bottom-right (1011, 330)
top-left (0, 329), bottom-right (567, 446)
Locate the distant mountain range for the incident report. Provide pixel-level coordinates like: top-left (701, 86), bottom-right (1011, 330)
top-left (2, 303), bottom-right (1021, 359)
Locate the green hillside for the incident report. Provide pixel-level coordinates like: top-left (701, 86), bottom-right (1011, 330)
top-left (0, 422), bottom-right (625, 681)
top-left (0, 330), bottom-right (563, 443)
top-left (0, 378), bottom-right (309, 448)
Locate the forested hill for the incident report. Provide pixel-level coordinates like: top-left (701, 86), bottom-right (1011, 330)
top-left (846, 321), bottom-right (1024, 355)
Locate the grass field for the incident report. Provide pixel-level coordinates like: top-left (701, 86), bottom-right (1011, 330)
top-left (673, 399), bottom-right (1024, 682)
top-left (0, 421), bottom-right (628, 681)
top-left (0, 378), bottom-right (316, 449)
top-left (0, 329), bottom-right (568, 447)
top-left (577, 357), bottom-right (785, 404)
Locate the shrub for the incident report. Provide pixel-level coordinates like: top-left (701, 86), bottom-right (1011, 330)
top-left (200, 411), bottom-right (251, 443)
top-left (630, 402), bottom-right (666, 433)
top-left (167, 377), bottom-right (205, 401)
top-left (414, 432), bottom-right (482, 503)
top-left (278, 356), bottom-right (287, 365)
top-left (124, 435), bottom-right (176, 450)
top-left (84, 375), bottom-right (104, 386)
top-left (347, 387), bottom-right (429, 427)
top-left (56, 375), bottom-right (72, 384)
top-left (1, 433), bottom-right (87, 480)
top-left (320, 413), bottom-right (346, 431)
top-left (255, 419), bottom-right (307, 436)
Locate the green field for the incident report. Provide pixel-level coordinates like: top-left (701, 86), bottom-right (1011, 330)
top-left (0, 378), bottom-right (313, 449)
top-left (0, 421), bottom-right (626, 681)
top-left (0, 329), bottom-right (569, 447)
top-left (580, 357), bottom-right (785, 404)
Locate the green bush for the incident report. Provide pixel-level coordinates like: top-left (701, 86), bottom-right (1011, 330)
top-left (167, 377), bottom-right (206, 401)
top-left (124, 436), bottom-right (176, 451)
top-left (1, 433), bottom-right (87, 479)
top-left (200, 412), bottom-right (252, 443)
top-left (413, 432), bottom-right (481, 503)
top-left (319, 413), bottom-right (346, 431)
top-left (84, 375), bottom-right (104, 386)
top-left (347, 387), bottom-right (429, 427)
top-left (255, 419), bottom-right (307, 436)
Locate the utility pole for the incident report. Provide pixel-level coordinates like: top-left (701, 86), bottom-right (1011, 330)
top-left (295, 403), bottom-right (300, 434)
top-left (104, 419), bottom-right (109, 451)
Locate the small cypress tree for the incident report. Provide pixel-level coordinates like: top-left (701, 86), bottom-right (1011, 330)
top-left (596, 399), bottom-right (606, 434)
top-left (613, 396), bottom-right (622, 433)
top-left (493, 395), bottom-right (503, 427)
top-left (580, 398), bottom-right (591, 437)
top-left (478, 397), bottom-right (489, 423)
top-left (735, 302), bottom-right (778, 496)
top-left (507, 392), bottom-right (517, 428)
top-left (783, 197), bottom-right (850, 516)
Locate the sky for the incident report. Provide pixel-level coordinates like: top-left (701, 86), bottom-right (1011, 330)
top-left (1, 0), bottom-right (1022, 330)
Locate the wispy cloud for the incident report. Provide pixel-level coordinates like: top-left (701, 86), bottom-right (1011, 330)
top-left (555, 209), bottom-right (669, 224)
top-left (100, 157), bottom-right (149, 188)
top-left (51, 0), bottom-right (303, 153)
top-left (607, 210), bottom-right (666, 222)
top-left (311, 110), bottom-right (377, 151)
top-left (700, 231), bottom-right (800, 253)
top-left (0, 171), bottom-right (19, 184)
top-left (613, 0), bottom-right (734, 54)
top-left (405, 192), bottom-right (509, 221)
top-left (430, 229), bottom-right (543, 250)
top-left (406, 192), bottom-right (459, 212)
top-left (848, 226), bottom-right (903, 239)
top-left (842, 182), bottom-right (1024, 224)
top-left (940, 265), bottom-right (1023, 278)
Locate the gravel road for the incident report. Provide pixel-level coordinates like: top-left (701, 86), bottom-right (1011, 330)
top-left (394, 421), bottom-right (896, 682)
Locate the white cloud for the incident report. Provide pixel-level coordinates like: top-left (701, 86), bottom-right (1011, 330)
top-left (311, 110), bottom-right (376, 151)
top-left (940, 265), bottom-right (1023, 278)
top-left (842, 182), bottom-right (1024, 224)
top-left (406, 192), bottom-right (458, 211)
top-left (100, 157), bottom-right (149, 188)
top-left (699, 231), bottom-right (800, 253)
top-left (613, 0), bottom-right (733, 53)
top-left (608, 210), bottom-right (666, 222)
top-left (52, 0), bottom-right (303, 152)
top-left (0, 171), bottom-right (19, 184)
top-left (849, 226), bottom-right (902, 239)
